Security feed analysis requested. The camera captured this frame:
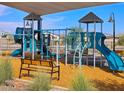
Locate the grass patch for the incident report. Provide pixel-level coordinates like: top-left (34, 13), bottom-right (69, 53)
top-left (29, 72), bottom-right (51, 91)
top-left (70, 71), bottom-right (94, 91)
top-left (0, 58), bottom-right (13, 84)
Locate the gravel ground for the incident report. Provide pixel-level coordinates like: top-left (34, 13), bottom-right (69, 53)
top-left (0, 86), bottom-right (22, 91)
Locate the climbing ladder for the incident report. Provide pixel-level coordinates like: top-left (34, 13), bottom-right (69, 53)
top-left (73, 42), bottom-right (89, 67)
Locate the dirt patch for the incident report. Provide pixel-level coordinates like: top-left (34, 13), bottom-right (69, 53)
top-left (0, 78), bottom-right (69, 91)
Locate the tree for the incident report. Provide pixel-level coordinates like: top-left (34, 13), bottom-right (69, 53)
top-left (117, 34), bottom-right (124, 46)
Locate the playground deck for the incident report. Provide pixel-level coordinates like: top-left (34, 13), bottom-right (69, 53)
top-left (1, 56), bottom-right (124, 91)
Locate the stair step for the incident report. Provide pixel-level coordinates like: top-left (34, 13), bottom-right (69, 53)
top-left (75, 57), bottom-right (80, 58)
top-left (75, 62), bottom-right (79, 64)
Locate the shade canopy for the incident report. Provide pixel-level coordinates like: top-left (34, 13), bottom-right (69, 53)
top-left (1, 2), bottom-right (115, 15)
top-left (24, 13), bottom-right (41, 20)
top-left (79, 12), bottom-right (103, 23)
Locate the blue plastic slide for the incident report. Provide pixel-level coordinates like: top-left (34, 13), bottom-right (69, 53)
top-left (11, 49), bottom-right (22, 57)
top-left (95, 33), bottom-right (124, 71)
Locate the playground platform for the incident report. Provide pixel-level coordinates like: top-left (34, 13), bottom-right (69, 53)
top-left (1, 56), bottom-right (124, 91)
top-left (66, 54), bottom-right (107, 66)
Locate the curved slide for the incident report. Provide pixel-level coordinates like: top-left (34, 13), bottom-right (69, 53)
top-left (95, 33), bottom-right (124, 71)
top-left (11, 49), bottom-right (22, 57)
top-left (96, 43), bottom-right (124, 71)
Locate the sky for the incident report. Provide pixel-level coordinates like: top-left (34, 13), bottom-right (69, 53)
top-left (0, 3), bottom-right (124, 35)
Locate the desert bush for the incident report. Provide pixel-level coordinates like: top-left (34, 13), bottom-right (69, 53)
top-left (25, 52), bottom-right (31, 59)
top-left (29, 72), bottom-right (51, 91)
top-left (71, 71), bottom-right (94, 91)
top-left (25, 52), bottom-right (41, 59)
top-left (117, 34), bottom-right (124, 46)
top-left (0, 58), bottom-right (13, 84)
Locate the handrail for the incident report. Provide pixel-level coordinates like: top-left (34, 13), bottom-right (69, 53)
top-left (73, 42), bottom-right (82, 65)
top-left (73, 42), bottom-right (89, 66)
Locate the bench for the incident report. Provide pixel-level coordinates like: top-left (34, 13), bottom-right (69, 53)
top-left (19, 58), bottom-right (60, 80)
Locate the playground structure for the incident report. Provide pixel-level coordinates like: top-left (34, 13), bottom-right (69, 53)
top-left (0, 11), bottom-right (123, 79)
top-left (10, 12), bottom-right (124, 71)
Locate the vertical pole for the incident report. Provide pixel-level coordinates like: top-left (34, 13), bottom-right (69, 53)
top-left (59, 29), bottom-right (60, 53)
top-left (93, 22), bottom-right (96, 68)
top-left (56, 40), bottom-right (59, 66)
top-left (86, 23), bottom-right (89, 65)
top-left (38, 18), bottom-right (42, 58)
top-left (65, 29), bottom-right (67, 65)
top-left (113, 17), bottom-right (115, 52)
top-left (58, 30), bottom-right (60, 65)
top-left (40, 19), bottom-right (43, 59)
top-left (32, 19), bottom-right (34, 60)
top-left (46, 30), bottom-right (49, 59)
top-left (22, 20), bottom-right (25, 59)
top-left (53, 30), bottom-right (54, 53)
top-left (79, 45), bottom-right (82, 67)
top-left (100, 23), bottom-right (103, 67)
top-left (38, 19), bottom-right (41, 30)
top-left (79, 23), bottom-right (82, 67)
top-left (52, 30), bottom-right (54, 51)
top-left (79, 23), bottom-right (81, 42)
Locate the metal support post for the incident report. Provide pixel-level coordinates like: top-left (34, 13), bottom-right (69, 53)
top-left (22, 20), bottom-right (25, 59)
top-left (32, 20), bottom-right (34, 60)
top-left (86, 23), bottom-right (89, 65)
top-left (93, 22), bottom-right (96, 68)
top-left (65, 29), bottom-right (67, 65)
top-left (56, 40), bottom-right (59, 66)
